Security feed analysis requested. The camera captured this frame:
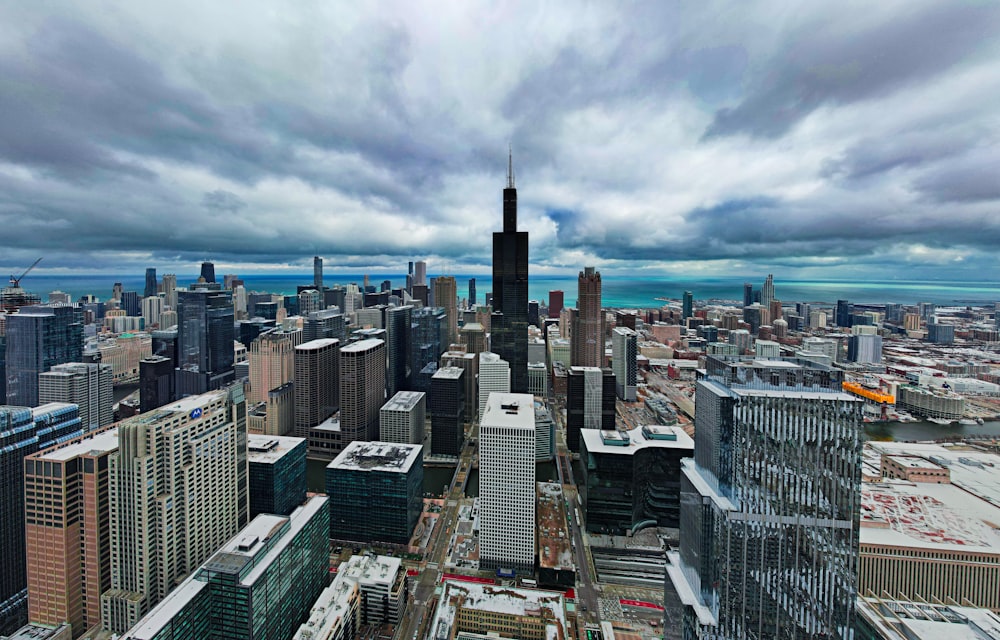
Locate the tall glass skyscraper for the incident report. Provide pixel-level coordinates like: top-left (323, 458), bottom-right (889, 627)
top-left (491, 151), bottom-right (529, 393)
top-left (175, 290), bottom-right (235, 395)
top-left (667, 356), bottom-right (862, 639)
top-left (4, 304), bottom-right (83, 406)
top-left (143, 268), bottom-right (158, 298)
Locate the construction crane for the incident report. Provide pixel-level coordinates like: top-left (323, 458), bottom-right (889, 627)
top-left (9, 257), bottom-right (42, 288)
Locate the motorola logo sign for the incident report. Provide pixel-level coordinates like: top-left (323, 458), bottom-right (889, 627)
top-left (190, 407), bottom-right (203, 420)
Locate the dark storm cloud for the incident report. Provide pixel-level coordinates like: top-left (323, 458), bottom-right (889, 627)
top-left (0, 2), bottom-right (997, 280)
top-left (704, 3), bottom-right (1000, 139)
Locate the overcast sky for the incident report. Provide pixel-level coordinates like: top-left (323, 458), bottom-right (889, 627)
top-left (1, 2), bottom-right (999, 279)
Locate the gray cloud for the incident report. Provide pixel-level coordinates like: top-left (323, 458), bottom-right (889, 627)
top-left (0, 2), bottom-right (997, 282)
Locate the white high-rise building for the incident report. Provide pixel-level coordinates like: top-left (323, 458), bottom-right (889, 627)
top-left (234, 284), bottom-right (248, 320)
top-left (380, 390), bottom-right (426, 445)
top-left (161, 274), bottom-right (177, 310)
top-left (754, 339), bottom-right (781, 359)
top-left (38, 362), bottom-right (113, 432)
top-left (479, 392), bottom-right (535, 572)
top-left (414, 261), bottom-right (427, 287)
top-left (478, 352), bottom-right (510, 420)
top-left (100, 387), bottom-right (248, 634)
top-left (611, 326), bottom-right (637, 401)
top-left (141, 295), bottom-right (162, 329)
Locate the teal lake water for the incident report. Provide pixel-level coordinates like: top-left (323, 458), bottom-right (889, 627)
top-left (26, 273), bottom-right (1000, 308)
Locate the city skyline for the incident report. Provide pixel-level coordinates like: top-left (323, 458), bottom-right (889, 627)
top-left (1, 3), bottom-right (999, 281)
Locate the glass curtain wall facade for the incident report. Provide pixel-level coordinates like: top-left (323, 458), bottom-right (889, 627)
top-left (669, 356), bottom-right (862, 640)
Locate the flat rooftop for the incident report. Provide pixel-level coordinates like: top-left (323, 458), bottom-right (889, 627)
top-left (431, 581), bottom-right (567, 640)
top-left (885, 455), bottom-right (944, 470)
top-left (33, 427), bottom-right (119, 462)
top-left (581, 425), bottom-right (694, 456)
top-left (433, 366), bottom-right (464, 380)
top-left (327, 441), bottom-right (422, 473)
top-left (867, 441), bottom-right (1000, 508)
top-left (296, 338), bottom-right (339, 350)
top-left (860, 482), bottom-right (1000, 553)
top-left (381, 390), bottom-right (425, 412)
top-left (537, 482), bottom-right (573, 571)
top-left (481, 392), bottom-right (535, 430)
top-left (247, 434), bottom-right (305, 464)
top-left (340, 337), bottom-right (384, 353)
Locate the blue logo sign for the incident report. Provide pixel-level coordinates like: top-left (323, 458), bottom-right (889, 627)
top-left (190, 407), bottom-right (203, 420)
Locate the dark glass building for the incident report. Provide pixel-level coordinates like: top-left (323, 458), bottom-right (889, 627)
top-left (247, 435), bottom-right (307, 518)
top-left (0, 403), bottom-right (84, 635)
top-left (580, 425), bottom-right (693, 534)
top-left (4, 304), bottom-right (83, 406)
top-left (409, 307), bottom-right (447, 393)
top-left (140, 355), bottom-right (175, 412)
top-left (303, 309), bottom-right (346, 344)
top-left (325, 442), bottom-right (423, 544)
top-left (199, 261), bottom-right (216, 284)
top-left (430, 367), bottom-right (464, 456)
top-left (175, 290), bottom-right (235, 396)
top-left (384, 305), bottom-right (413, 397)
top-left (566, 366), bottom-right (616, 452)
top-left (668, 356), bottom-right (861, 639)
top-left (491, 152), bottom-right (529, 393)
top-left (144, 268), bottom-right (158, 298)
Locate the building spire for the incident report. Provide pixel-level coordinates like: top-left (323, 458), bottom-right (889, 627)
top-left (507, 144), bottom-right (515, 188)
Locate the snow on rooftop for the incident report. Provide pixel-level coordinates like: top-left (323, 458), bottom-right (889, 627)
top-left (580, 424), bottom-right (694, 455)
top-left (480, 393), bottom-right (536, 430)
top-left (860, 482), bottom-right (1000, 553)
top-left (382, 390), bottom-right (425, 412)
top-left (327, 440), bottom-right (421, 473)
top-left (35, 426), bottom-right (119, 461)
top-left (247, 434), bottom-right (305, 464)
top-left (430, 581), bottom-right (567, 640)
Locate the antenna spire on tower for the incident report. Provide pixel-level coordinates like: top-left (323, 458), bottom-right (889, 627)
top-left (507, 144), bottom-right (515, 188)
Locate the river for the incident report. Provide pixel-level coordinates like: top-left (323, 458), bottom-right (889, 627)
top-left (864, 420), bottom-right (1000, 442)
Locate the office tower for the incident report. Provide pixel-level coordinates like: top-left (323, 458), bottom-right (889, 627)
top-left (222, 274), bottom-right (239, 290)
top-left (534, 400), bottom-right (555, 461)
top-left (143, 268), bottom-right (157, 298)
top-left (325, 442), bottom-right (423, 544)
top-left (410, 307), bottom-right (447, 393)
top-left (0, 333), bottom-right (6, 403)
top-left (848, 333), bottom-right (883, 363)
top-left (572, 267), bottom-right (603, 368)
top-left (160, 274), bottom-right (177, 310)
top-left (112, 282), bottom-right (124, 302)
top-left (918, 301), bottom-right (936, 321)
top-left (440, 348), bottom-right (477, 425)
top-left (232, 283), bottom-right (247, 320)
top-left (566, 366), bottom-right (616, 452)
top-left (5, 304), bottom-right (83, 406)
top-left (611, 327), bottom-right (637, 401)
top-left (151, 327), bottom-right (178, 365)
top-left (303, 309), bottom-right (346, 343)
top-left (293, 338), bottom-right (339, 439)
top-left (927, 320), bottom-right (956, 344)
top-left (479, 393), bottom-right (535, 572)
top-left (0, 404), bottom-right (83, 636)
top-left (141, 295), bottom-right (162, 328)
top-left (801, 336), bottom-right (840, 363)
top-left (199, 261), bottom-right (216, 283)
top-left (247, 382), bottom-right (294, 436)
top-left (492, 152), bottom-right (529, 393)
top-left (760, 273), bottom-right (774, 308)
top-left (742, 303), bottom-right (764, 334)
top-left (754, 339), bottom-right (781, 358)
top-left (430, 367), bottom-right (465, 457)
top-left (118, 497), bottom-right (328, 640)
top-left (528, 300), bottom-right (540, 327)
top-left (580, 425), bottom-right (694, 534)
top-left (25, 427), bottom-right (118, 637)
top-left (809, 310), bottom-right (828, 329)
top-left (247, 434), bottom-right (307, 518)
top-left (414, 261), bottom-right (427, 287)
top-left (769, 298), bottom-right (783, 322)
top-left (298, 288), bottom-right (322, 314)
top-left (460, 322), bottom-right (485, 357)
top-left (742, 282), bottom-right (754, 309)
top-left (313, 255), bottom-right (323, 289)
top-left (38, 362), bottom-right (113, 432)
top-left (468, 277), bottom-right (476, 307)
top-left (100, 388), bottom-right (249, 634)
top-left (682, 291), bottom-right (693, 320)
top-left (410, 283), bottom-right (428, 307)
top-left (433, 276), bottom-right (458, 346)
top-left (548, 290), bottom-right (564, 318)
top-left (836, 299), bottom-right (852, 327)
top-left (380, 391), bottom-right (426, 445)
top-left (248, 330), bottom-right (295, 405)
top-left (385, 305), bottom-right (413, 397)
top-left (139, 356), bottom-right (174, 411)
top-left (478, 352), bottom-right (510, 420)
top-left (339, 338), bottom-right (386, 445)
top-left (667, 356), bottom-right (862, 639)
top-left (282, 294), bottom-right (300, 317)
top-left (174, 289), bottom-right (235, 395)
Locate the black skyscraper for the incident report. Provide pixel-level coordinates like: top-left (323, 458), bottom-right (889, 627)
top-left (468, 277), bottom-right (476, 307)
top-left (200, 261), bottom-right (216, 283)
top-left (144, 267), bottom-right (158, 298)
top-left (491, 151), bottom-right (529, 392)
